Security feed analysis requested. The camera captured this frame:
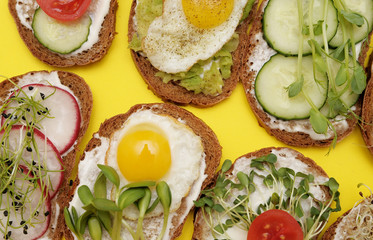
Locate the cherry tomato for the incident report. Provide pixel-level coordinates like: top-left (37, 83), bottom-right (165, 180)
top-left (247, 209), bottom-right (303, 240)
top-left (36, 0), bottom-right (92, 21)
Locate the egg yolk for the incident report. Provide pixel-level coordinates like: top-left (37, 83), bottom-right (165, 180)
top-left (182, 0), bottom-right (234, 29)
top-left (117, 124), bottom-right (171, 182)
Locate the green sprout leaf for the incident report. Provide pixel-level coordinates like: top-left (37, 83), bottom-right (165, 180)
top-left (93, 198), bottom-right (121, 212)
top-left (341, 10), bottom-right (364, 27)
top-left (309, 109), bottom-right (328, 134)
top-left (97, 164), bottom-right (120, 188)
top-left (123, 181), bottom-right (156, 189)
top-left (94, 172), bottom-right (107, 199)
top-left (88, 216), bottom-right (102, 240)
top-left (118, 188), bottom-right (146, 210)
top-left (288, 75), bottom-right (304, 98)
top-left (78, 185), bottom-right (94, 206)
top-left (351, 65), bottom-right (367, 94)
top-left (221, 159), bottom-right (232, 173)
top-left (335, 65), bottom-right (348, 86)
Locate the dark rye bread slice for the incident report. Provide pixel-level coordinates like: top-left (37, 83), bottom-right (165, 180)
top-left (64, 103), bottom-right (222, 239)
top-left (128, 0), bottom-right (252, 107)
top-left (361, 74), bottom-right (373, 155)
top-left (322, 195), bottom-right (373, 239)
top-left (8, 0), bottom-right (118, 67)
top-left (193, 147), bottom-right (331, 239)
top-left (0, 70), bottom-right (93, 239)
top-left (239, 0), bottom-right (371, 147)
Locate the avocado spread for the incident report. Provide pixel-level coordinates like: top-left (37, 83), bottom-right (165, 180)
top-left (129, 0), bottom-right (252, 96)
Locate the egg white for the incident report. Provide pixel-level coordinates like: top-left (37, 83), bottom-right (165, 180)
top-left (142, 0), bottom-right (248, 74)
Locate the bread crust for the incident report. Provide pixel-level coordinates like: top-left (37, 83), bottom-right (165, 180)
top-left (239, 0), bottom-right (369, 147)
top-left (64, 103), bottom-right (222, 240)
top-left (127, 0), bottom-right (253, 107)
top-left (322, 195), bottom-right (373, 239)
top-left (193, 147), bottom-right (330, 240)
top-left (0, 71), bottom-right (93, 239)
top-left (361, 74), bottom-right (373, 155)
top-left (8, 0), bottom-right (118, 67)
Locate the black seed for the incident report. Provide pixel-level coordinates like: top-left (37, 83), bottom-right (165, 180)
top-left (15, 195), bottom-right (21, 200)
top-left (2, 188), bottom-right (8, 194)
top-left (69, 180), bottom-right (73, 186)
top-left (13, 115), bottom-right (17, 120)
top-left (32, 161), bottom-right (36, 166)
top-left (26, 108), bottom-right (30, 112)
top-left (28, 86), bottom-right (34, 91)
top-left (20, 220), bottom-right (25, 225)
top-left (40, 93), bottom-right (45, 100)
top-left (27, 132), bottom-right (31, 137)
top-left (3, 211), bottom-right (8, 217)
top-left (22, 116), bottom-right (26, 121)
top-left (2, 113), bottom-right (9, 119)
top-left (23, 229), bottom-right (27, 235)
top-left (8, 221), bottom-right (12, 226)
top-left (44, 211), bottom-right (49, 216)
top-left (23, 225), bottom-right (28, 230)
top-left (26, 147), bottom-right (32, 152)
top-left (37, 111), bottom-right (41, 115)
top-left (34, 211), bottom-right (39, 216)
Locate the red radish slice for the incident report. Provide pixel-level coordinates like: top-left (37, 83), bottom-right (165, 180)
top-left (0, 126), bottom-right (64, 199)
top-left (1, 166), bottom-right (51, 240)
top-left (2, 84), bottom-right (81, 154)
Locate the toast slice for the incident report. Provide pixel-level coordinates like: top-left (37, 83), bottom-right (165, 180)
top-left (0, 70), bottom-right (93, 239)
top-left (361, 71), bottom-right (373, 155)
top-left (322, 195), bottom-right (373, 239)
top-left (64, 103), bottom-right (222, 239)
top-left (127, 0), bottom-right (254, 107)
top-left (193, 147), bottom-right (335, 239)
top-left (240, 0), bottom-right (371, 147)
top-left (8, 0), bottom-right (118, 67)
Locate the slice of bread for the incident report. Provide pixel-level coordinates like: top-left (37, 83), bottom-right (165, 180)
top-left (64, 103), bottom-right (222, 239)
top-left (8, 0), bottom-right (118, 67)
top-left (0, 70), bottom-right (93, 239)
top-left (240, 0), bottom-right (371, 147)
top-left (193, 147), bottom-right (332, 239)
top-left (361, 72), bottom-right (373, 155)
top-left (322, 195), bottom-right (373, 239)
top-left (127, 0), bottom-right (253, 107)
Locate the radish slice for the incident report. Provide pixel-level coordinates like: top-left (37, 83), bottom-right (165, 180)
top-left (0, 166), bottom-right (51, 240)
top-left (2, 84), bottom-right (81, 154)
top-left (0, 126), bottom-right (64, 199)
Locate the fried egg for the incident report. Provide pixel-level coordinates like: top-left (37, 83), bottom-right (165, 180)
top-left (142, 0), bottom-right (248, 74)
top-left (106, 109), bottom-right (205, 219)
top-left (69, 106), bottom-right (207, 239)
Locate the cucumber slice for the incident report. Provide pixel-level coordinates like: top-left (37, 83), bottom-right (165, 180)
top-left (320, 56), bottom-right (361, 118)
top-left (32, 8), bottom-right (91, 54)
top-left (329, 0), bottom-right (373, 47)
top-left (263, 0), bottom-right (338, 55)
top-left (255, 54), bottom-right (328, 120)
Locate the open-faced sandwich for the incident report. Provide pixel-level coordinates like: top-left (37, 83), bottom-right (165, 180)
top-left (0, 70), bottom-right (92, 239)
top-left (8, 0), bottom-right (118, 67)
top-left (193, 147), bottom-right (340, 239)
top-left (240, 0), bottom-right (373, 147)
top-left (128, 0), bottom-right (255, 107)
top-left (322, 186), bottom-right (373, 239)
top-left (63, 103), bottom-right (222, 239)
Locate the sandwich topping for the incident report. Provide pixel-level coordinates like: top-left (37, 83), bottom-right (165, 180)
top-left (194, 148), bottom-right (341, 240)
top-left (15, 0), bottom-right (111, 55)
top-left (0, 72), bottom-right (82, 239)
top-left (130, 0), bottom-right (255, 96)
top-left (248, 0), bottom-right (372, 144)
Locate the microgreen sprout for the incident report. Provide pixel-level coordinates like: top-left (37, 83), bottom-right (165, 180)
top-left (65, 165), bottom-right (172, 240)
top-left (285, 0), bottom-right (368, 150)
top-left (0, 78), bottom-right (61, 239)
top-left (194, 155), bottom-right (341, 240)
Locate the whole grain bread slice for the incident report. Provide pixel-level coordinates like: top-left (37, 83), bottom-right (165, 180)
top-left (127, 0), bottom-right (253, 107)
top-left (193, 147), bottom-right (331, 240)
top-left (322, 195), bottom-right (373, 239)
top-left (64, 103), bottom-right (222, 239)
top-left (361, 72), bottom-right (373, 155)
top-left (0, 70), bottom-right (93, 239)
top-left (8, 0), bottom-right (118, 67)
top-left (239, 0), bottom-right (371, 147)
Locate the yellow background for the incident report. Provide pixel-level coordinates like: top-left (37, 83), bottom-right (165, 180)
top-left (1, 0), bottom-right (373, 239)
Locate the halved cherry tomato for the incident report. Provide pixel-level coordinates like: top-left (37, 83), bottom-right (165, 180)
top-left (36, 0), bottom-right (92, 22)
top-left (247, 209), bottom-right (303, 240)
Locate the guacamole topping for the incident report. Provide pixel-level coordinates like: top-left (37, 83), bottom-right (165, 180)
top-left (130, 0), bottom-right (250, 96)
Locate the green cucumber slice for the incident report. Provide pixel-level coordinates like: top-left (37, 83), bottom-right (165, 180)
top-left (255, 54), bottom-right (328, 120)
top-left (263, 0), bottom-right (338, 55)
top-left (320, 56), bottom-right (361, 118)
top-left (32, 8), bottom-right (91, 54)
top-left (329, 0), bottom-right (373, 47)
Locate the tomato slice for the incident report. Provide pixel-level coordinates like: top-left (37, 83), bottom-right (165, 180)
top-left (247, 209), bottom-right (303, 240)
top-left (36, 0), bottom-right (92, 21)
